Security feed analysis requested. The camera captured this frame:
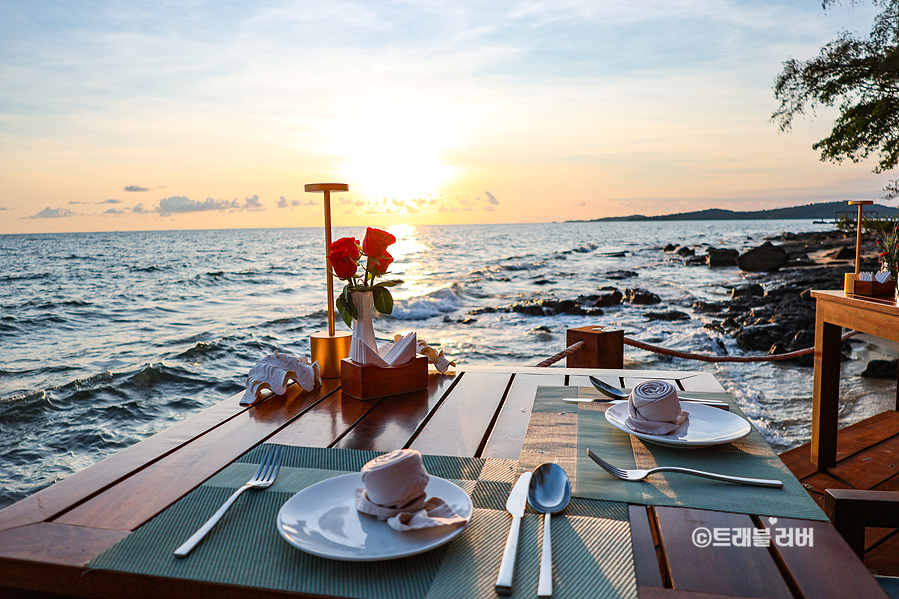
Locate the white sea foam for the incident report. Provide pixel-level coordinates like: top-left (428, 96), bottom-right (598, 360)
top-left (390, 287), bottom-right (463, 320)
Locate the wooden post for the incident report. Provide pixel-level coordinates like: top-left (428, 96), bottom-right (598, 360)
top-left (566, 326), bottom-right (624, 369)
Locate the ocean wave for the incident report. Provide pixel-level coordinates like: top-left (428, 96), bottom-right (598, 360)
top-left (124, 363), bottom-right (206, 388)
top-left (391, 287), bottom-right (463, 320)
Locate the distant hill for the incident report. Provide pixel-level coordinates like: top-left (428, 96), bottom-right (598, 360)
top-left (568, 201), bottom-right (899, 222)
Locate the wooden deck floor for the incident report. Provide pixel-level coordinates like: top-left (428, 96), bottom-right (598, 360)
top-left (780, 410), bottom-right (899, 576)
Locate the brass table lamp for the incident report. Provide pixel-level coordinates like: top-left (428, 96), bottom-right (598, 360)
top-left (306, 183), bottom-right (352, 378)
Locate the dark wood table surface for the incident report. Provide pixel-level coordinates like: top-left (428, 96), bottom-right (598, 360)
top-left (811, 290), bottom-right (899, 469)
top-left (0, 365), bottom-right (887, 599)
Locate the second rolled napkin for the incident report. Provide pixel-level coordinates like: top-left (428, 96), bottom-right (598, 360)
top-left (626, 380), bottom-right (689, 435)
top-left (355, 449), bottom-right (467, 531)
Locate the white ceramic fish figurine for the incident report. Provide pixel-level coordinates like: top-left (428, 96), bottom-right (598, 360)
top-left (240, 351), bottom-right (321, 405)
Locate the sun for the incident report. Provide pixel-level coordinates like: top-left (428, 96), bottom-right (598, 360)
top-left (330, 104), bottom-right (459, 201)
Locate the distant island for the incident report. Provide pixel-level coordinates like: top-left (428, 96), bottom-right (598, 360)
top-left (567, 200), bottom-right (899, 222)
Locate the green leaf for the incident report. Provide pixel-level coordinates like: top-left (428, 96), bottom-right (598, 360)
top-left (377, 279), bottom-right (403, 288)
top-left (336, 295), bottom-right (354, 328)
top-left (372, 286), bottom-right (393, 315)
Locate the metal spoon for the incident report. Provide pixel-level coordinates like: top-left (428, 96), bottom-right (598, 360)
top-left (588, 376), bottom-right (730, 410)
top-left (528, 463), bottom-right (571, 598)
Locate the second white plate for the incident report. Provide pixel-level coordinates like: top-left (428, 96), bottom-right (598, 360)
top-left (604, 401), bottom-right (751, 448)
top-left (277, 473), bottom-right (473, 561)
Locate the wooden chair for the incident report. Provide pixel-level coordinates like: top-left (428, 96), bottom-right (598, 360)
top-left (825, 489), bottom-right (899, 598)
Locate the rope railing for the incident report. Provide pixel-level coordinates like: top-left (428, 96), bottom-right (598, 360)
top-left (535, 331), bottom-right (859, 367)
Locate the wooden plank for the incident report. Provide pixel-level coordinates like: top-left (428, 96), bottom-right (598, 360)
top-left (333, 372), bottom-right (459, 452)
top-left (409, 372), bottom-right (512, 458)
top-left (759, 516), bottom-right (890, 599)
top-left (265, 388), bottom-right (383, 448)
top-left (629, 505), bottom-right (664, 588)
top-left (637, 588), bottom-right (770, 599)
top-left (781, 411), bottom-right (899, 480)
top-left (675, 374), bottom-right (725, 393)
top-left (53, 381), bottom-right (340, 531)
top-left (804, 433), bottom-right (899, 493)
top-left (0, 387), bottom-right (266, 532)
top-left (864, 530), bottom-right (899, 576)
top-left (0, 522), bottom-right (128, 567)
top-left (654, 507), bottom-right (792, 599)
top-left (480, 372), bottom-right (565, 459)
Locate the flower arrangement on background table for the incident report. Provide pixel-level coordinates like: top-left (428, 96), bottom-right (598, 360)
top-left (877, 223), bottom-right (899, 279)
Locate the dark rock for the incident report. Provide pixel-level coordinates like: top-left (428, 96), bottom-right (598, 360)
top-left (469, 306), bottom-right (497, 315)
top-left (593, 288), bottom-right (623, 307)
top-left (606, 270), bottom-right (638, 280)
top-left (664, 244), bottom-right (678, 252)
top-left (826, 247), bottom-right (856, 260)
top-left (624, 288), bottom-right (662, 305)
top-left (731, 284), bottom-right (765, 299)
top-left (532, 279), bottom-right (552, 286)
top-left (861, 359), bottom-right (898, 379)
top-left (735, 323), bottom-right (784, 351)
top-left (692, 301), bottom-right (728, 313)
top-left (461, 317), bottom-right (477, 325)
top-left (676, 247), bottom-right (695, 257)
top-left (737, 242), bottom-right (790, 272)
top-left (512, 303), bottom-right (545, 316)
top-left (706, 247), bottom-right (739, 267)
top-left (704, 321), bottom-right (726, 334)
top-left (603, 251), bottom-right (628, 258)
top-left (645, 310), bottom-right (690, 321)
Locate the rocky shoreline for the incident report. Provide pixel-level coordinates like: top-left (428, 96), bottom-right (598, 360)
top-left (455, 228), bottom-right (898, 375)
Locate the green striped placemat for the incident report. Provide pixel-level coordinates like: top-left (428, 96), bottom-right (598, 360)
top-left (89, 446), bottom-right (637, 599)
top-left (529, 386), bottom-right (827, 521)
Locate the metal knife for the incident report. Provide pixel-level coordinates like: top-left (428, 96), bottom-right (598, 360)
top-left (495, 471), bottom-right (533, 595)
top-left (560, 397), bottom-right (730, 410)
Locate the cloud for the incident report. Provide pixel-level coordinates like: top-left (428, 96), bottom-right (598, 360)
top-left (28, 207), bottom-right (77, 219)
top-left (482, 206), bottom-right (494, 211)
top-left (152, 195), bottom-right (265, 214)
top-left (485, 191), bottom-right (499, 205)
top-left (0, 207), bottom-right (12, 211)
top-left (278, 195), bottom-right (316, 208)
top-left (124, 185), bottom-right (149, 192)
top-left (97, 198), bottom-right (122, 204)
top-left (103, 207), bottom-right (124, 215)
top-left (68, 201), bottom-right (91, 205)
top-left (573, 201), bottom-right (586, 206)
top-left (133, 203), bottom-right (149, 214)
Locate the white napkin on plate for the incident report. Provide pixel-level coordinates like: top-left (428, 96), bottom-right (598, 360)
top-left (355, 449), bottom-right (467, 531)
top-left (626, 380), bottom-right (689, 434)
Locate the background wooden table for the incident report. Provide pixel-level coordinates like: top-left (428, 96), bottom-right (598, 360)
top-left (0, 366), bottom-right (887, 599)
top-left (811, 290), bottom-right (899, 469)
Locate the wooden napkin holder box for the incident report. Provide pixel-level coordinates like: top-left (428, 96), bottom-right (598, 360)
top-left (852, 279), bottom-right (896, 298)
top-left (340, 356), bottom-right (429, 400)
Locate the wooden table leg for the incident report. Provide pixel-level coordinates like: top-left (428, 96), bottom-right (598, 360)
top-left (812, 317), bottom-right (842, 470)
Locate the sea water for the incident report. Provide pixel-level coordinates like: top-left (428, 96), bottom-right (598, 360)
top-left (1, 221), bottom-right (895, 508)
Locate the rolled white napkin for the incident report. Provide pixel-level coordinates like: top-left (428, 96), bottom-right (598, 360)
top-left (355, 449), bottom-right (467, 531)
top-left (625, 380), bottom-right (689, 435)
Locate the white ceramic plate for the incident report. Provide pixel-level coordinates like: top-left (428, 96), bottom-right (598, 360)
top-left (277, 473), bottom-right (473, 561)
top-left (604, 401), bottom-right (752, 448)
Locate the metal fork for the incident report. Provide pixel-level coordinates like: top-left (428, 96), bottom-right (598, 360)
top-left (174, 444), bottom-right (284, 557)
top-left (586, 449), bottom-right (783, 488)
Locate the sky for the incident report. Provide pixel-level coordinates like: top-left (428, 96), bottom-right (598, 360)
top-left (0, 0), bottom-right (894, 234)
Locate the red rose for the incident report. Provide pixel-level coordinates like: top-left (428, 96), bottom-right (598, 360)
top-left (328, 237), bottom-right (360, 280)
top-left (370, 250), bottom-right (393, 275)
top-left (362, 228), bottom-right (396, 258)
top-left (330, 237), bottom-right (361, 261)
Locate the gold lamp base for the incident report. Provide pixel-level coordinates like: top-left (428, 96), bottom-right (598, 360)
top-left (311, 331), bottom-right (352, 378)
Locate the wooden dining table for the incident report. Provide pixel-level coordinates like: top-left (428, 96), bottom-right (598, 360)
top-left (0, 365), bottom-right (888, 599)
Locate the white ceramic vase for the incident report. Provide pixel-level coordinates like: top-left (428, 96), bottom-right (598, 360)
top-left (349, 290), bottom-right (378, 363)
